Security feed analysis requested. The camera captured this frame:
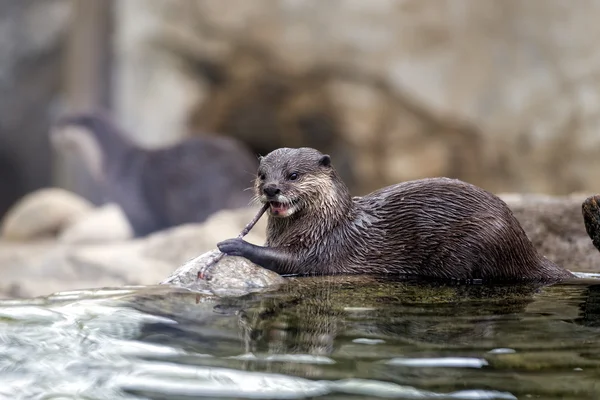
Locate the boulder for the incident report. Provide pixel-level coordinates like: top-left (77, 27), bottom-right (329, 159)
top-left (59, 203), bottom-right (134, 244)
top-left (162, 249), bottom-right (285, 297)
top-left (0, 188), bottom-right (95, 241)
top-left (141, 206), bottom-right (267, 266)
top-left (0, 205), bottom-right (270, 299)
top-left (500, 193), bottom-right (600, 273)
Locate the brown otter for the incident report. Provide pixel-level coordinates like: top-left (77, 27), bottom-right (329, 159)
top-left (217, 147), bottom-right (575, 282)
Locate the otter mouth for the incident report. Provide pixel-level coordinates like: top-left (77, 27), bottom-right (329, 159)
top-left (268, 199), bottom-right (299, 217)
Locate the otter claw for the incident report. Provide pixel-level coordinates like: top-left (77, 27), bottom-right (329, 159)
top-left (217, 238), bottom-right (249, 257)
top-left (197, 267), bottom-right (212, 281)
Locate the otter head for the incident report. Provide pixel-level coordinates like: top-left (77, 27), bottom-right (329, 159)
top-left (50, 122), bottom-right (104, 181)
top-left (255, 147), bottom-right (338, 218)
top-left (50, 112), bottom-right (134, 182)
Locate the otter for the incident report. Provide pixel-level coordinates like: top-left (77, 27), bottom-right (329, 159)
top-left (217, 147), bottom-right (575, 282)
top-left (51, 112), bottom-right (258, 237)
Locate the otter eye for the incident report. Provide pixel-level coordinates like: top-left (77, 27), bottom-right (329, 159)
top-left (288, 172), bottom-right (299, 181)
top-left (258, 173), bottom-right (266, 180)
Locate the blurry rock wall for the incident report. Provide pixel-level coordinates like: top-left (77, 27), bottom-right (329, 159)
top-left (4, 0), bottom-right (600, 217)
top-left (114, 0), bottom-right (600, 195)
top-left (0, 0), bottom-right (71, 217)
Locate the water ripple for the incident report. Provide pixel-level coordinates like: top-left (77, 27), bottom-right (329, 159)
top-left (1, 279), bottom-right (599, 399)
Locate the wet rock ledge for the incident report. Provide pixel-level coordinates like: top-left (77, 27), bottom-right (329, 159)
top-left (0, 188), bottom-right (599, 299)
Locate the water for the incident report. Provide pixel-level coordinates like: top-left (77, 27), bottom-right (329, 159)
top-left (2, 275), bottom-right (600, 399)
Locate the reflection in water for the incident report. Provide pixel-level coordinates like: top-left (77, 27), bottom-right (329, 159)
top-left (1, 277), bottom-right (600, 399)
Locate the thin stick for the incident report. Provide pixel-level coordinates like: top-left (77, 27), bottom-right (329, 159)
top-left (197, 203), bottom-right (269, 280)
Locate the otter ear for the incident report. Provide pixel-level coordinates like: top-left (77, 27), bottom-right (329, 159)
top-left (319, 154), bottom-right (331, 167)
top-left (258, 155), bottom-right (264, 163)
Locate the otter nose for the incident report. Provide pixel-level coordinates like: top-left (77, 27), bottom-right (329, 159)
top-left (263, 185), bottom-right (280, 197)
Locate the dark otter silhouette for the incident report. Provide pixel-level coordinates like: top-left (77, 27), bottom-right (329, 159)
top-left (583, 195), bottom-right (600, 254)
top-left (217, 147), bottom-right (575, 282)
top-left (51, 112), bottom-right (258, 237)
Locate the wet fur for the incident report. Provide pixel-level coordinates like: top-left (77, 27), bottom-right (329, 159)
top-left (218, 147), bottom-right (574, 282)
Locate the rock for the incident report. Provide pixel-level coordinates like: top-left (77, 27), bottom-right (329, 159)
top-left (162, 249), bottom-right (285, 296)
top-left (66, 242), bottom-right (174, 285)
top-left (0, 206), bottom-right (271, 299)
top-left (141, 206), bottom-right (267, 266)
top-left (1, 188), bottom-right (95, 241)
top-left (0, 0), bottom-right (72, 220)
top-left (58, 203), bottom-right (134, 244)
top-left (500, 193), bottom-right (600, 273)
top-left (0, 240), bottom-right (56, 298)
top-left (114, 0), bottom-right (600, 197)
top-left (0, 239), bottom-right (173, 300)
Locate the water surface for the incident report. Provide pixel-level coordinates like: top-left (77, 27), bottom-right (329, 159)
top-left (2, 276), bottom-right (600, 399)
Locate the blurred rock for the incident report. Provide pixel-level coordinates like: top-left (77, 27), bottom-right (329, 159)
top-left (0, 240), bottom-right (60, 298)
top-left (115, 0), bottom-right (600, 196)
top-left (0, 239), bottom-right (173, 300)
top-left (500, 193), bottom-right (600, 273)
top-left (0, 205), bottom-right (269, 299)
top-left (142, 206), bottom-right (267, 266)
top-left (59, 203), bottom-right (134, 244)
top-left (66, 242), bottom-right (172, 285)
top-left (1, 188), bottom-right (94, 241)
top-left (0, 0), bottom-right (72, 219)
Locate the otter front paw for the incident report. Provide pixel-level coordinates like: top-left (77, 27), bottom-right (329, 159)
top-left (217, 238), bottom-right (251, 257)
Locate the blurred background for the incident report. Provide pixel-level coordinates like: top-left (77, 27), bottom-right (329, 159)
top-left (3, 0), bottom-right (600, 221)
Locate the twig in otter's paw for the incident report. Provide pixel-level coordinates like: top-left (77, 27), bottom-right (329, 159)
top-left (197, 203), bottom-right (269, 281)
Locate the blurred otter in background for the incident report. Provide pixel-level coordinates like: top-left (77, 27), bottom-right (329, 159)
top-left (51, 112), bottom-right (258, 237)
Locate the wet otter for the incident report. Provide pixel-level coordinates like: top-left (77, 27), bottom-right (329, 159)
top-left (217, 147), bottom-right (575, 282)
top-left (51, 112), bottom-right (258, 237)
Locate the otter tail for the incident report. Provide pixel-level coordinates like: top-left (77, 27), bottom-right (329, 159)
top-left (537, 256), bottom-right (575, 281)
